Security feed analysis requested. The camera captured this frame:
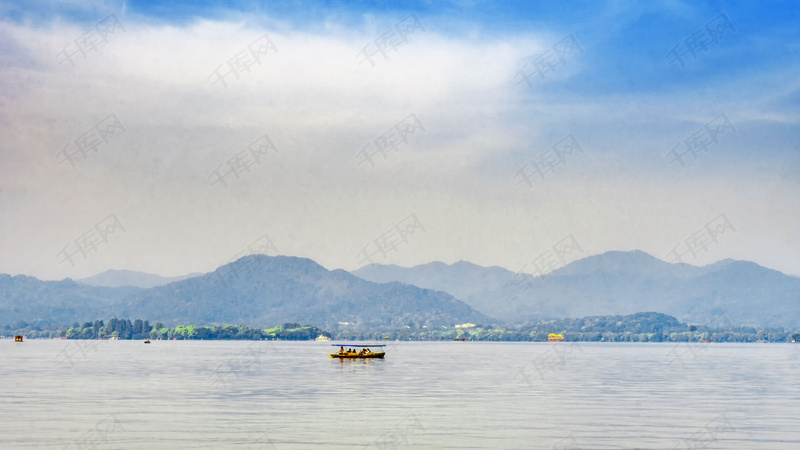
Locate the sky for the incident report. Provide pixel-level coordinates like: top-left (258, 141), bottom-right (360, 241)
top-left (0, 0), bottom-right (798, 281)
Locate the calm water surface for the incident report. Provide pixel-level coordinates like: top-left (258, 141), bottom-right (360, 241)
top-left (2, 340), bottom-right (800, 449)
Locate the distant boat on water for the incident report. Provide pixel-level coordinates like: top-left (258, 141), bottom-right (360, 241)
top-left (315, 335), bottom-right (331, 341)
top-left (548, 334), bottom-right (564, 342)
top-left (14, 335), bottom-right (23, 342)
top-left (144, 339), bottom-right (151, 344)
top-left (329, 344), bottom-right (386, 359)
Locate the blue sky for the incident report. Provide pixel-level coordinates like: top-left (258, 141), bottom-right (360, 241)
top-left (0, 0), bottom-right (798, 280)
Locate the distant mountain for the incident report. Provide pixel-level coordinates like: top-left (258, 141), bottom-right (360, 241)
top-left (6, 252), bottom-right (798, 330)
top-left (352, 251), bottom-right (800, 329)
top-left (0, 255), bottom-right (491, 330)
top-left (78, 269), bottom-right (202, 288)
top-left (353, 259), bottom-right (520, 320)
top-left (354, 260), bottom-right (516, 303)
top-left (0, 274), bottom-right (141, 325)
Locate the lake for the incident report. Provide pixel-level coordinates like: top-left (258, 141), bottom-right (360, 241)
top-left (2, 340), bottom-right (799, 449)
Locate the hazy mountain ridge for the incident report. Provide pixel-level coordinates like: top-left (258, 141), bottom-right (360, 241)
top-left (352, 251), bottom-right (800, 329)
top-left (4, 252), bottom-right (799, 330)
top-left (355, 260), bottom-right (517, 303)
top-left (0, 274), bottom-right (141, 325)
top-left (78, 269), bottom-right (203, 288)
top-left (0, 255), bottom-right (490, 330)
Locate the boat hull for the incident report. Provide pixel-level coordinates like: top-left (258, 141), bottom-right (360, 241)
top-left (329, 353), bottom-right (385, 359)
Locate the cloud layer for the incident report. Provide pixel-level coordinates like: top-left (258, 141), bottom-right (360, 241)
top-left (1, 1), bottom-right (798, 280)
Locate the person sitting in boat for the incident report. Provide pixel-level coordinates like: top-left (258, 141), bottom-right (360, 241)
top-left (339, 346), bottom-right (345, 354)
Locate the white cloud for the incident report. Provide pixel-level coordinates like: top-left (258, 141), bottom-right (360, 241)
top-left (0, 11), bottom-right (798, 280)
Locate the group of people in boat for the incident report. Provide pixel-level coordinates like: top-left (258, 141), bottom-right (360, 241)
top-left (338, 346), bottom-right (372, 356)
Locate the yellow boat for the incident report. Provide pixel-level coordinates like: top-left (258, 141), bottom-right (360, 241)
top-left (548, 333), bottom-right (564, 342)
top-left (329, 344), bottom-right (386, 359)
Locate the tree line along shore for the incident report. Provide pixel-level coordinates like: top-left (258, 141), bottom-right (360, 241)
top-left (4, 313), bottom-right (800, 343)
top-left (3, 319), bottom-right (330, 341)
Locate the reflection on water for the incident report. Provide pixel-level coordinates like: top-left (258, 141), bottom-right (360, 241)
top-left (1, 340), bottom-right (800, 448)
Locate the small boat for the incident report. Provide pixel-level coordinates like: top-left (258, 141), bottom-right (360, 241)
top-left (329, 344), bottom-right (386, 359)
top-left (143, 339), bottom-right (151, 344)
top-left (14, 335), bottom-right (23, 342)
top-left (315, 335), bottom-right (331, 341)
top-left (548, 333), bottom-right (564, 342)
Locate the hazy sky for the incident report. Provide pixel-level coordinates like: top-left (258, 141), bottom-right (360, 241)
top-left (1, 0), bottom-right (798, 280)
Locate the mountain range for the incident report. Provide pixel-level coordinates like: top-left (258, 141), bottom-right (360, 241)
top-left (2, 251), bottom-right (798, 330)
top-left (0, 255), bottom-right (489, 329)
top-left (78, 269), bottom-right (202, 288)
top-left (353, 251), bottom-right (800, 329)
